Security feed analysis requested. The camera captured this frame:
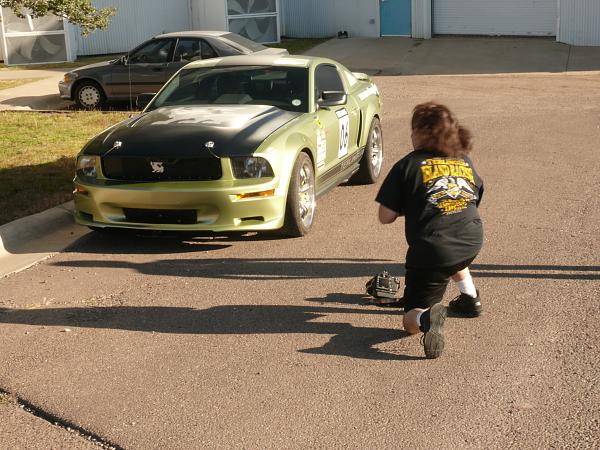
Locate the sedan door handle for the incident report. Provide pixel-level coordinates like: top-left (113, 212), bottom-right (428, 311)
top-left (151, 67), bottom-right (163, 72)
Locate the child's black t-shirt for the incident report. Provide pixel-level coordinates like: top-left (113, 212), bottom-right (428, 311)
top-left (376, 149), bottom-right (484, 269)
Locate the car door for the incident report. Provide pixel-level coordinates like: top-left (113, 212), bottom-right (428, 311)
top-left (314, 64), bottom-right (360, 177)
top-left (109, 38), bottom-right (175, 98)
top-left (168, 38), bottom-right (219, 75)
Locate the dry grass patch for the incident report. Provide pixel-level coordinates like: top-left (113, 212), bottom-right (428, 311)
top-left (0, 111), bottom-right (129, 225)
top-left (0, 78), bottom-right (41, 90)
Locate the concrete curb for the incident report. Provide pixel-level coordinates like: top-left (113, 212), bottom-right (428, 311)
top-left (0, 201), bottom-right (88, 277)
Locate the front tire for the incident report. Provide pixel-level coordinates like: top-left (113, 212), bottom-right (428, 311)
top-left (350, 117), bottom-right (383, 184)
top-left (74, 81), bottom-right (106, 110)
top-left (281, 152), bottom-right (316, 237)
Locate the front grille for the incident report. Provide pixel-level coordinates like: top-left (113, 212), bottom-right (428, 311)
top-left (102, 157), bottom-right (222, 182)
top-left (123, 208), bottom-right (197, 225)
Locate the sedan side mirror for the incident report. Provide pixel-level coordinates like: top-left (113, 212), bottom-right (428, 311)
top-left (136, 93), bottom-right (155, 109)
top-left (317, 91), bottom-right (347, 108)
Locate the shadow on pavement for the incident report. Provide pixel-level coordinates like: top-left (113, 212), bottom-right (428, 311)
top-left (0, 304), bottom-right (416, 361)
top-left (51, 257), bottom-right (600, 281)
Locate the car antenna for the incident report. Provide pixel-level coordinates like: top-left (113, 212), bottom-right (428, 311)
top-left (128, 53), bottom-right (133, 111)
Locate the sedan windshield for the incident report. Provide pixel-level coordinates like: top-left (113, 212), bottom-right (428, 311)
top-left (149, 66), bottom-right (309, 113)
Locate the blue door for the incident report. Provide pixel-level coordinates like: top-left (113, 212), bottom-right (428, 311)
top-left (380, 0), bottom-right (412, 36)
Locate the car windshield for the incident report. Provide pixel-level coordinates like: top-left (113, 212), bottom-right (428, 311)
top-left (149, 66), bottom-right (309, 113)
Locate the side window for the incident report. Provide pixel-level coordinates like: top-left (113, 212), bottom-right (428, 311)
top-left (201, 40), bottom-right (218, 59)
top-left (174, 39), bottom-right (202, 62)
top-left (128, 39), bottom-right (174, 64)
top-left (315, 64), bottom-right (345, 101)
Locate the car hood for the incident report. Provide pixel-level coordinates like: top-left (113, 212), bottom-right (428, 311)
top-left (82, 105), bottom-right (302, 157)
top-left (70, 59), bottom-right (115, 74)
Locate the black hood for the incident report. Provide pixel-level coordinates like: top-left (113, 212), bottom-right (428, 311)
top-left (82, 105), bottom-right (301, 157)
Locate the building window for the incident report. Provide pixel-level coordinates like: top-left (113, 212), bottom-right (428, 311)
top-left (226, 0), bottom-right (279, 44)
top-left (0, 8), bottom-right (70, 65)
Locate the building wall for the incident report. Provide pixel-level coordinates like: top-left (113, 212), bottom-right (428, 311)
top-left (558, 0), bottom-right (600, 46)
top-left (190, 0), bottom-right (227, 31)
top-left (412, 0), bottom-right (432, 39)
top-left (76, 0), bottom-right (192, 55)
top-left (282, 0), bottom-right (379, 38)
top-left (433, 0), bottom-right (557, 36)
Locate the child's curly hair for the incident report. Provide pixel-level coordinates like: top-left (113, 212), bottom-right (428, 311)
top-left (411, 102), bottom-right (473, 157)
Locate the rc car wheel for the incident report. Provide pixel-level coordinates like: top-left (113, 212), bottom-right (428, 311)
top-left (74, 81), bottom-right (106, 110)
top-left (350, 117), bottom-right (383, 184)
top-left (281, 152), bottom-right (316, 237)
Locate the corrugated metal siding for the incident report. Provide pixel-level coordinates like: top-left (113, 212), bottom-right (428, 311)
top-left (433, 0), bottom-right (557, 36)
top-left (282, 0), bottom-right (379, 38)
top-left (412, 0), bottom-right (432, 39)
top-left (559, 0), bottom-right (600, 46)
top-left (77, 0), bottom-right (191, 55)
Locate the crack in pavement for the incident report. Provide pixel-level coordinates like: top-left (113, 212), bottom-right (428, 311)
top-left (0, 387), bottom-right (124, 450)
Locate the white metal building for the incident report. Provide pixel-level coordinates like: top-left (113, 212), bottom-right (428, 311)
top-left (281, 0), bottom-right (600, 46)
top-left (1, 0), bottom-right (281, 64)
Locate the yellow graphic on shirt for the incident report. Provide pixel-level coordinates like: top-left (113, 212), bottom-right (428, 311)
top-left (420, 159), bottom-right (477, 215)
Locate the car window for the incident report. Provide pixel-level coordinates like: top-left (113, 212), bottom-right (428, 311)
top-left (201, 40), bottom-right (218, 59)
top-left (128, 39), bottom-right (174, 64)
top-left (315, 64), bottom-right (345, 100)
top-left (208, 38), bottom-right (244, 57)
top-left (149, 66), bottom-right (309, 113)
top-left (174, 39), bottom-right (202, 62)
top-left (222, 33), bottom-right (267, 52)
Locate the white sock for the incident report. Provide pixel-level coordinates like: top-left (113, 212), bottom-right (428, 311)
top-left (456, 275), bottom-right (477, 298)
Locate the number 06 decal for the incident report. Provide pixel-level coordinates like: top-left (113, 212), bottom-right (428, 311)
top-left (336, 108), bottom-right (350, 158)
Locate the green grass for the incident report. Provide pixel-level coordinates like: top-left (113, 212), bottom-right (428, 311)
top-left (0, 111), bottom-right (129, 225)
top-left (268, 38), bottom-right (329, 55)
top-left (0, 78), bottom-right (42, 90)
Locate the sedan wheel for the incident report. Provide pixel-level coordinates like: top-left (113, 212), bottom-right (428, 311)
top-left (75, 82), bottom-right (105, 110)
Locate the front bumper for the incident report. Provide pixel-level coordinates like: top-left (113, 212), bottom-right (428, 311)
top-left (73, 177), bottom-right (287, 232)
top-left (58, 80), bottom-right (73, 100)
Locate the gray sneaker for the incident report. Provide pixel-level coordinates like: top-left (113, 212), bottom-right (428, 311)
top-left (423, 303), bottom-right (447, 359)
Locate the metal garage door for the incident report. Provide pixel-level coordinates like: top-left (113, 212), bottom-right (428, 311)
top-left (77, 0), bottom-right (191, 55)
top-left (433, 0), bottom-right (557, 36)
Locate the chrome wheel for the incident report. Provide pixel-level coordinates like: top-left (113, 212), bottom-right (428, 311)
top-left (297, 159), bottom-right (315, 228)
top-left (370, 124), bottom-right (383, 178)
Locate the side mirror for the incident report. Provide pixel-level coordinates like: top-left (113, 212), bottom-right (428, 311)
top-left (136, 93), bottom-right (155, 109)
top-left (317, 91), bottom-right (347, 108)
top-left (116, 55), bottom-right (127, 65)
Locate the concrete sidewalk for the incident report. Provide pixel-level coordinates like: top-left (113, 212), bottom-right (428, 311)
top-left (0, 202), bottom-right (87, 278)
top-left (0, 69), bottom-right (69, 110)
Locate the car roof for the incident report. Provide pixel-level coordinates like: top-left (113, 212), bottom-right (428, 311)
top-left (184, 54), bottom-right (335, 70)
top-left (155, 31), bottom-right (229, 39)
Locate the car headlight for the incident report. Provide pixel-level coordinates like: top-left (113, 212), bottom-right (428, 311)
top-left (76, 155), bottom-right (97, 179)
top-left (231, 157), bottom-right (274, 179)
top-left (63, 72), bottom-right (79, 83)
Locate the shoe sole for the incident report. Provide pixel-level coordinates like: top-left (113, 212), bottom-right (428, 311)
top-left (448, 307), bottom-right (482, 318)
top-left (424, 303), bottom-right (447, 359)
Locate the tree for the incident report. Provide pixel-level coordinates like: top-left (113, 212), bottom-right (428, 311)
top-left (0, 0), bottom-right (116, 35)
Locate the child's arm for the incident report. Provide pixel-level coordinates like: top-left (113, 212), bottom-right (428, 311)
top-left (378, 205), bottom-right (402, 224)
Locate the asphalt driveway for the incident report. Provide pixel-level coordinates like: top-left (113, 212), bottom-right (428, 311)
top-left (0, 68), bottom-right (599, 448)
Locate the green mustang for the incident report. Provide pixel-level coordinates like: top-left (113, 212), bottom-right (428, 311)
top-left (73, 54), bottom-right (383, 236)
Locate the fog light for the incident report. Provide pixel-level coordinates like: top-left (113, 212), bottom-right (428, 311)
top-left (236, 189), bottom-right (275, 200)
top-left (74, 187), bottom-right (89, 195)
